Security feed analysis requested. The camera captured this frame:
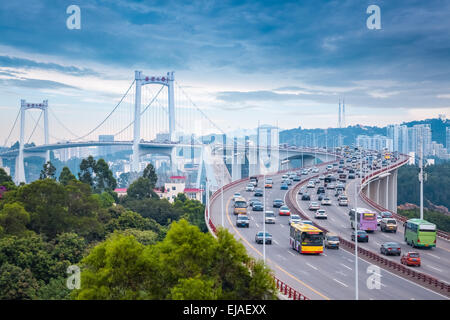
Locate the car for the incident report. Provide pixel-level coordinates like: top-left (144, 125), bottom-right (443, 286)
top-left (273, 199), bottom-right (284, 208)
top-left (324, 233), bottom-right (340, 249)
top-left (401, 252), bottom-right (421, 267)
top-left (252, 202), bottom-right (264, 211)
top-left (289, 214), bottom-right (302, 225)
top-left (301, 169), bottom-right (308, 175)
top-left (298, 187), bottom-right (306, 195)
top-left (281, 174), bottom-right (288, 180)
top-left (312, 167), bottom-right (319, 173)
top-left (301, 220), bottom-right (314, 226)
top-left (264, 211), bottom-right (276, 224)
top-left (321, 197), bottom-right (332, 206)
top-left (380, 218), bottom-right (397, 233)
top-left (292, 175), bottom-right (301, 181)
top-left (308, 201), bottom-right (320, 211)
top-left (280, 183), bottom-right (289, 190)
top-left (236, 214), bottom-right (249, 228)
top-left (284, 179), bottom-right (292, 185)
top-left (245, 184), bottom-right (255, 192)
top-left (279, 205), bottom-right (291, 216)
top-left (317, 186), bottom-right (325, 194)
top-left (254, 188), bottom-right (263, 197)
top-left (351, 230), bottom-right (369, 242)
top-left (348, 174), bottom-right (355, 179)
top-left (233, 192), bottom-right (241, 201)
top-left (327, 183), bottom-right (336, 189)
top-left (249, 198), bottom-right (259, 207)
top-left (338, 196), bottom-right (348, 206)
top-left (376, 213), bottom-right (382, 226)
top-left (265, 182), bottom-right (273, 188)
top-left (319, 175), bottom-right (325, 180)
top-left (255, 231), bottom-right (272, 244)
top-left (380, 242), bottom-right (401, 256)
top-left (315, 209), bottom-right (327, 219)
top-left (306, 181), bottom-right (315, 188)
top-left (317, 194), bottom-right (324, 201)
top-left (301, 193), bottom-right (311, 201)
top-left (380, 211), bottom-right (393, 219)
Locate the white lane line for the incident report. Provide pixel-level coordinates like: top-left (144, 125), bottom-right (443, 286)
top-left (279, 224), bottom-right (284, 228)
top-left (255, 223), bottom-right (260, 228)
top-left (306, 263), bottom-right (318, 270)
top-left (426, 253), bottom-right (440, 259)
top-left (426, 265), bottom-right (443, 272)
top-left (276, 254), bottom-right (286, 261)
top-left (273, 239), bottom-right (279, 245)
top-left (287, 250), bottom-right (296, 257)
top-left (340, 263), bottom-right (352, 271)
top-left (333, 279), bottom-right (348, 287)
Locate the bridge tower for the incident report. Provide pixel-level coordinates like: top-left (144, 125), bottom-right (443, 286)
top-left (132, 71), bottom-right (175, 173)
top-left (15, 100), bottom-right (49, 184)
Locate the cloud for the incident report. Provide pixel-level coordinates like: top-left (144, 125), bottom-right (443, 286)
top-left (0, 77), bottom-right (78, 90)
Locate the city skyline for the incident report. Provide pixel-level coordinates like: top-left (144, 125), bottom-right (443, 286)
top-left (1, 0), bottom-right (450, 145)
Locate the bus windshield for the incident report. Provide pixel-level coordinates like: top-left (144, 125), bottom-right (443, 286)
top-left (235, 201), bottom-right (247, 208)
top-left (302, 232), bottom-right (323, 246)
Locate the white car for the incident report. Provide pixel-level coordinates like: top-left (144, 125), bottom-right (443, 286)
top-left (233, 192), bottom-right (241, 201)
top-left (245, 184), bottom-right (255, 192)
top-left (307, 181), bottom-right (315, 188)
top-left (308, 201), bottom-right (320, 211)
top-left (319, 175), bottom-right (326, 180)
top-left (289, 214), bottom-right (302, 225)
top-left (315, 209), bottom-right (327, 219)
top-left (312, 167), bottom-right (319, 173)
top-left (321, 197), bottom-right (332, 206)
top-left (264, 211), bottom-right (276, 224)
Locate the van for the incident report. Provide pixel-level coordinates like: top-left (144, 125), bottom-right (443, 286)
top-left (380, 218), bottom-right (397, 233)
top-left (324, 233), bottom-right (340, 249)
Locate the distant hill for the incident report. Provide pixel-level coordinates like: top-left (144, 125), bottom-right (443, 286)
top-left (280, 117), bottom-right (449, 147)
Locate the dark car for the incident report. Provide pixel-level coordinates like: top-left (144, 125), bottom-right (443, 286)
top-left (380, 211), bottom-right (393, 219)
top-left (348, 174), bottom-right (355, 179)
top-left (301, 193), bottom-right (311, 201)
top-left (255, 231), bottom-right (272, 244)
top-left (380, 242), bottom-right (401, 256)
top-left (273, 199), bottom-right (284, 208)
top-left (249, 198), bottom-right (259, 207)
top-left (317, 186), bottom-right (325, 194)
top-left (317, 194), bottom-right (324, 201)
top-left (254, 188), bottom-right (263, 197)
top-left (351, 230), bottom-right (369, 242)
top-left (236, 215), bottom-right (249, 228)
top-left (252, 202), bottom-right (264, 211)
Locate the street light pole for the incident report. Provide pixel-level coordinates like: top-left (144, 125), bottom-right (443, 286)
top-left (221, 162), bottom-right (224, 227)
top-left (419, 139), bottom-right (424, 220)
top-left (263, 172), bottom-right (266, 263)
top-left (354, 159), bottom-right (359, 300)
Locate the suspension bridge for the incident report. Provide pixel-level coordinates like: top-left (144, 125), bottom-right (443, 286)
top-left (0, 70), bottom-right (335, 189)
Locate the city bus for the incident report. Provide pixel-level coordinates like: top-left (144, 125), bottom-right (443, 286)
top-left (233, 197), bottom-right (248, 215)
top-left (289, 223), bottom-right (324, 254)
top-left (404, 219), bottom-right (437, 249)
top-left (349, 208), bottom-right (378, 232)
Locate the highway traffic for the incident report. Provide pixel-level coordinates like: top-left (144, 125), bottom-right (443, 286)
top-left (209, 158), bottom-right (449, 300)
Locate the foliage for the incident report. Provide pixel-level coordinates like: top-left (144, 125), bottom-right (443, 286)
top-left (0, 202), bottom-right (31, 236)
top-left (0, 263), bottom-right (39, 300)
top-left (39, 161), bottom-right (56, 180)
top-left (73, 220), bottom-right (277, 300)
top-left (398, 163), bottom-right (450, 210)
top-left (142, 163), bottom-right (158, 187)
top-left (78, 156), bottom-right (117, 193)
top-left (123, 198), bottom-right (182, 226)
top-left (126, 177), bottom-right (157, 200)
top-left (59, 166), bottom-right (76, 186)
top-left (36, 277), bottom-right (71, 300)
top-left (0, 168), bottom-right (13, 185)
top-left (174, 198), bottom-right (207, 232)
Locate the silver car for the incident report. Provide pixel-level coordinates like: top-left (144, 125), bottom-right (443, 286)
top-left (264, 211), bottom-right (276, 224)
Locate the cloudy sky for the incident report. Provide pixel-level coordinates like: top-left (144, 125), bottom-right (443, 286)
top-left (1, 0), bottom-right (449, 145)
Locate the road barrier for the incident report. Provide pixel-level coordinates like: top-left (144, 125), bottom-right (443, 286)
top-left (286, 170), bottom-right (450, 296)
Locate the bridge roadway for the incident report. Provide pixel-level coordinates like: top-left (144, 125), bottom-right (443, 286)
top-left (209, 163), bottom-right (448, 300)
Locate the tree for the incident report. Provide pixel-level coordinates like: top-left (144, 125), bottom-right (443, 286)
top-left (94, 158), bottom-right (117, 192)
top-left (0, 168), bottom-right (13, 185)
top-left (78, 156), bottom-right (96, 188)
top-left (0, 263), bottom-right (39, 300)
top-left (124, 198), bottom-right (183, 226)
top-left (142, 163), bottom-right (158, 188)
top-left (126, 177), bottom-right (157, 200)
top-left (0, 203), bottom-right (31, 236)
top-left (117, 172), bottom-right (131, 188)
top-left (169, 276), bottom-right (220, 299)
top-left (39, 161), bottom-right (56, 180)
top-left (59, 166), bottom-right (76, 186)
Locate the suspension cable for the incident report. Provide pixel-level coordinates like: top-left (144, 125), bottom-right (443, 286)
top-left (26, 110), bottom-right (43, 144)
top-left (3, 107), bottom-right (20, 147)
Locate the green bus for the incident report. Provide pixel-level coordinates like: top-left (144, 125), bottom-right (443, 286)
top-left (404, 219), bottom-right (436, 249)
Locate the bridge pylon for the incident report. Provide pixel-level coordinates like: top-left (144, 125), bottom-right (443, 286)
top-left (15, 99), bottom-right (49, 184)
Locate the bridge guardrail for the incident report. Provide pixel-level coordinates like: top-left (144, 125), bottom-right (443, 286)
top-left (287, 173), bottom-right (450, 296)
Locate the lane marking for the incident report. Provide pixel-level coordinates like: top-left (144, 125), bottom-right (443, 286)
top-left (340, 263), bottom-right (352, 271)
top-left (333, 279), bottom-right (348, 287)
top-left (426, 253), bottom-right (440, 259)
top-left (306, 263), bottom-right (318, 271)
top-left (288, 250), bottom-right (296, 257)
top-left (426, 265), bottom-right (442, 272)
top-left (225, 195), bottom-right (331, 300)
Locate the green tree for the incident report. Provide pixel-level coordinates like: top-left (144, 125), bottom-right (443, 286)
top-left (78, 156), bottom-right (96, 188)
top-left (39, 161), bottom-right (56, 180)
top-left (0, 263), bottom-right (39, 300)
top-left (126, 177), bottom-right (157, 200)
top-left (59, 166), bottom-right (76, 186)
top-left (124, 198), bottom-right (182, 226)
top-left (169, 276), bottom-right (221, 299)
top-left (142, 163), bottom-right (158, 187)
top-left (94, 158), bottom-right (117, 192)
top-left (0, 203), bottom-right (31, 236)
top-left (36, 277), bottom-right (71, 300)
top-left (0, 168), bottom-right (13, 185)
top-left (117, 172), bottom-right (131, 188)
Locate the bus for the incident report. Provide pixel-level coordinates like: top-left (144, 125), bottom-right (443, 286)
top-left (289, 223), bottom-right (324, 254)
top-left (404, 219), bottom-right (437, 249)
top-left (233, 197), bottom-right (248, 215)
top-left (349, 208), bottom-right (378, 232)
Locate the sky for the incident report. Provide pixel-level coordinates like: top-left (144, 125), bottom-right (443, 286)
top-left (0, 0), bottom-right (449, 145)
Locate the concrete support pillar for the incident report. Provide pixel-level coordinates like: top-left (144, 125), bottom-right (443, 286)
top-left (132, 71), bottom-right (142, 173)
top-left (167, 71), bottom-right (175, 141)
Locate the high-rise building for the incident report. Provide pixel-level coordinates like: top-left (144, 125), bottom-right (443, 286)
top-left (446, 127), bottom-right (450, 152)
top-left (98, 135), bottom-right (114, 156)
top-left (356, 134), bottom-right (393, 152)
